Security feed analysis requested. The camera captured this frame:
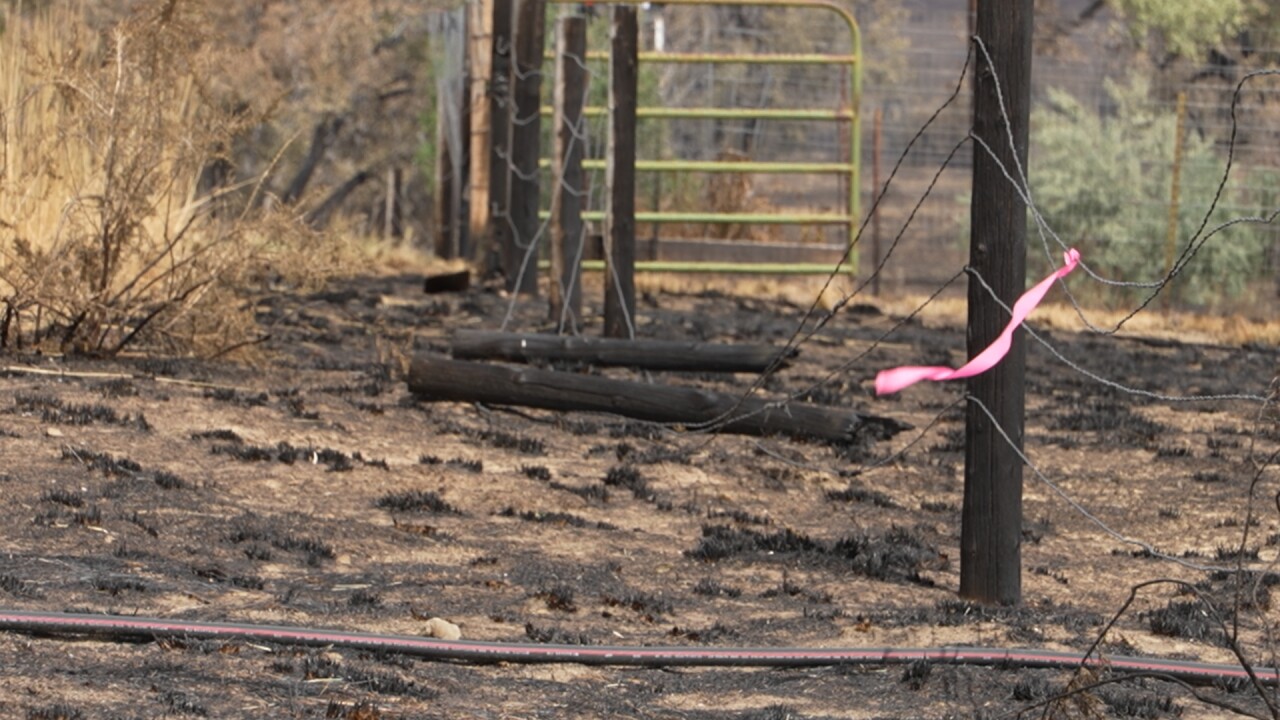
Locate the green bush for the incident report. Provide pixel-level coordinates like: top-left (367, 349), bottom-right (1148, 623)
top-left (1027, 75), bottom-right (1272, 307)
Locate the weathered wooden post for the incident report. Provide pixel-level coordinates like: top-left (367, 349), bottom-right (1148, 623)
top-left (445, 5), bottom-right (472, 259)
top-left (508, 0), bottom-right (546, 295)
top-left (1162, 90), bottom-right (1188, 311)
top-left (384, 166), bottom-right (402, 240)
top-left (962, 0), bottom-right (1034, 605)
top-left (430, 5), bottom-right (460, 259)
top-left (488, 0), bottom-right (515, 279)
top-left (604, 5), bottom-right (638, 339)
top-left (434, 79), bottom-right (459, 258)
top-left (550, 15), bottom-right (587, 328)
top-left (434, 107), bottom-right (459, 257)
top-left (871, 105), bottom-right (883, 297)
top-left (467, 0), bottom-right (494, 260)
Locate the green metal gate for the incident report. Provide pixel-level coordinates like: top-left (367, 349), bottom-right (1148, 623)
top-left (541, 0), bottom-right (861, 275)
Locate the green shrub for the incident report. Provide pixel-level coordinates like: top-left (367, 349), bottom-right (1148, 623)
top-left (1027, 75), bottom-right (1271, 307)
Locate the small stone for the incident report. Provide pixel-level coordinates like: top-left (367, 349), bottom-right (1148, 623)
top-left (45, 427), bottom-right (64, 438)
top-left (423, 617), bottom-right (461, 641)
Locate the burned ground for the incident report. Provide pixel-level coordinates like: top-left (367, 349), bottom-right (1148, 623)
top-left (0, 273), bottom-right (1277, 719)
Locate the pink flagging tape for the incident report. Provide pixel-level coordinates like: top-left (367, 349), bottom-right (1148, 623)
top-left (875, 248), bottom-right (1081, 396)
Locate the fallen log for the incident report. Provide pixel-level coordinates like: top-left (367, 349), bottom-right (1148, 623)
top-left (408, 354), bottom-right (911, 444)
top-left (450, 330), bottom-right (796, 373)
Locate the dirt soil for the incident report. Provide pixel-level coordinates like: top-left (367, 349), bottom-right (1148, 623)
top-left (0, 272), bottom-right (1277, 720)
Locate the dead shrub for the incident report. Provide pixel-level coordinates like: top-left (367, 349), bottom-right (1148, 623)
top-left (0, 1), bottom-right (333, 357)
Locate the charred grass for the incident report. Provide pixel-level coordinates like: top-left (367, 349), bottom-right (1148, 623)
top-left (0, 248), bottom-right (1275, 719)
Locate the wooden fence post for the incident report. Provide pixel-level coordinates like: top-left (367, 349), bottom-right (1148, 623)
top-left (1162, 90), bottom-right (1188, 310)
top-left (871, 105), bottom-right (883, 296)
top-left (467, 0), bottom-right (494, 261)
top-left (428, 7), bottom-right (473, 258)
top-left (384, 166), bottom-right (402, 240)
top-left (508, 0), bottom-right (546, 296)
top-left (550, 15), bottom-right (587, 328)
top-left (962, 0), bottom-right (1034, 606)
top-left (435, 92), bottom-right (458, 258)
top-left (489, 0), bottom-right (515, 280)
top-left (604, 5), bottom-right (637, 339)
top-left (454, 6), bottom-right (473, 259)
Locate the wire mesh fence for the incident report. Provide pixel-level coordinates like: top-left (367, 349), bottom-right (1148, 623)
top-left (862, 1), bottom-right (1280, 306)
top-left (428, 0), bottom-right (1277, 313)
top-left (0, 3), bottom-right (1277, 716)
top-left (432, 0), bottom-right (867, 279)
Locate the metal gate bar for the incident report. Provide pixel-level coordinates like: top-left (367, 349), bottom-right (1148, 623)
top-left (542, 0), bottom-right (861, 275)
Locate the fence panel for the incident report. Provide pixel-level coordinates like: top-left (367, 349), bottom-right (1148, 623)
top-left (539, 0), bottom-right (863, 276)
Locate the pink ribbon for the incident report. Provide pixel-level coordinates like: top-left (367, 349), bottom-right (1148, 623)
top-left (875, 248), bottom-right (1081, 396)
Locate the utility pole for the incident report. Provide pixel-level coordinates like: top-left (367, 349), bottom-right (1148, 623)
top-left (962, 0), bottom-right (1035, 606)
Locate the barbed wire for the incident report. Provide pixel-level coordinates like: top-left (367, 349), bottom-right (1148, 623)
top-left (430, 13), bottom-right (1280, 719)
top-left (413, 11), bottom-right (1280, 719)
top-left (668, 43), bottom-right (977, 435)
top-left (966, 394), bottom-right (1256, 576)
top-left (463, 9), bottom-right (1280, 617)
top-left (679, 35), bottom-right (1274, 435)
top-left (750, 33), bottom-right (1271, 590)
top-left (971, 34), bottom-right (1280, 333)
top-left (677, 132), bottom-right (972, 435)
top-left (486, 16), bottom-right (1275, 436)
top-left (964, 264), bottom-right (1272, 404)
top-left (498, 31), bottom-right (598, 333)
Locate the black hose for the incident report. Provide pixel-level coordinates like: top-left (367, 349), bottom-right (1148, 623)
top-left (1, 609), bottom-right (1277, 686)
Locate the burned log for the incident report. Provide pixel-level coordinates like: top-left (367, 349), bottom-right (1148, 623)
top-left (408, 354), bottom-right (911, 444)
top-left (450, 330), bottom-right (796, 373)
top-left (424, 270), bottom-right (471, 294)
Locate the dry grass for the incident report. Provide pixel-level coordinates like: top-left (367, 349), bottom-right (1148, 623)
top-left (886, 295), bottom-right (1280, 348)
top-left (329, 226), bottom-right (457, 277)
top-left (0, 1), bottom-right (354, 357)
top-left (635, 272), bottom-right (1280, 347)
